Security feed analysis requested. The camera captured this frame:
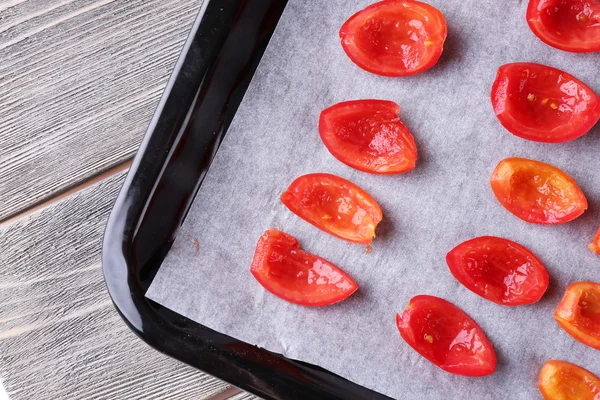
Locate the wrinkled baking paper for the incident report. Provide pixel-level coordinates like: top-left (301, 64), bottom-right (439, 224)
top-left (146, 0), bottom-right (600, 398)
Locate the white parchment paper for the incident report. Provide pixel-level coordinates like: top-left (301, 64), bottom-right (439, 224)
top-left (146, 1), bottom-right (600, 398)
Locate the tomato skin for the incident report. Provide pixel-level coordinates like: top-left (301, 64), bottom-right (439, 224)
top-left (281, 173), bottom-right (382, 244)
top-left (446, 236), bottom-right (549, 306)
top-left (527, 0), bottom-right (600, 53)
top-left (250, 229), bottom-right (358, 306)
top-left (319, 100), bottom-right (418, 174)
top-left (491, 63), bottom-right (600, 143)
top-left (589, 227), bottom-right (600, 255)
top-left (490, 158), bottom-right (587, 225)
top-left (554, 281), bottom-right (600, 350)
top-left (339, 0), bottom-right (447, 77)
top-left (396, 295), bottom-right (497, 376)
top-left (539, 360), bottom-right (600, 400)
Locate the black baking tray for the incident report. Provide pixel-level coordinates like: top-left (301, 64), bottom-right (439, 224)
top-left (101, 1), bottom-right (391, 399)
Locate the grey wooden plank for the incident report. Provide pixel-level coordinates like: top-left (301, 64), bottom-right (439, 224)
top-left (0, 0), bottom-right (201, 220)
top-left (227, 392), bottom-right (262, 400)
top-left (0, 170), bottom-right (231, 400)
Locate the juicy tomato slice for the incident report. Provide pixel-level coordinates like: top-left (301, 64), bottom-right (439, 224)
top-left (589, 227), bottom-right (600, 255)
top-left (339, 0), bottom-right (447, 77)
top-left (527, 0), bottom-right (600, 53)
top-left (319, 100), bottom-right (418, 174)
top-left (281, 173), bottom-right (382, 244)
top-left (554, 281), bottom-right (600, 350)
top-left (491, 63), bottom-right (600, 143)
top-left (539, 360), bottom-right (600, 400)
top-left (250, 229), bottom-right (358, 306)
top-left (396, 295), bottom-right (497, 376)
top-left (490, 158), bottom-right (588, 224)
top-left (446, 236), bottom-right (549, 306)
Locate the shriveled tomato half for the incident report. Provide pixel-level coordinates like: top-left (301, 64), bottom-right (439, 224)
top-left (527, 0), bottom-right (600, 53)
top-left (250, 229), bottom-right (358, 306)
top-left (554, 281), bottom-right (600, 350)
top-left (589, 227), bottom-right (600, 255)
top-left (281, 173), bottom-right (382, 244)
top-left (490, 158), bottom-right (588, 224)
top-left (539, 360), bottom-right (600, 400)
top-left (339, 0), bottom-right (447, 77)
top-left (319, 100), bottom-right (418, 174)
top-left (491, 63), bottom-right (600, 143)
top-left (396, 295), bottom-right (497, 376)
top-left (446, 236), bottom-right (549, 306)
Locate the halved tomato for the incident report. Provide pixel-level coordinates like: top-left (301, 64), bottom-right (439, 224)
top-left (281, 173), bottom-right (382, 244)
top-left (490, 158), bottom-right (587, 224)
top-left (396, 295), bottom-right (497, 376)
top-left (446, 236), bottom-right (549, 306)
top-left (554, 281), bottom-right (600, 350)
top-left (539, 360), bottom-right (600, 400)
top-left (491, 63), bottom-right (600, 143)
top-left (339, 0), bottom-right (447, 76)
top-left (589, 227), bottom-right (600, 255)
top-left (527, 0), bottom-right (600, 53)
top-left (319, 100), bottom-right (418, 174)
top-left (250, 229), bottom-right (358, 306)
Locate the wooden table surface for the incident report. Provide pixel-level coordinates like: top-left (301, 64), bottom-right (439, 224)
top-left (0, 1), bottom-right (258, 398)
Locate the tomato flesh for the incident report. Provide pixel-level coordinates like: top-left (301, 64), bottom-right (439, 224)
top-left (446, 236), bottom-right (549, 306)
top-left (490, 158), bottom-right (587, 224)
top-left (396, 295), bottom-right (497, 376)
top-left (319, 100), bottom-right (418, 174)
top-left (250, 229), bottom-right (358, 306)
top-left (281, 173), bottom-right (382, 244)
top-left (491, 63), bottom-right (600, 143)
top-left (339, 0), bottom-right (447, 76)
top-left (589, 227), bottom-right (600, 255)
top-left (527, 0), bottom-right (600, 53)
top-left (554, 281), bottom-right (600, 350)
top-left (539, 360), bottom-right (600, 400)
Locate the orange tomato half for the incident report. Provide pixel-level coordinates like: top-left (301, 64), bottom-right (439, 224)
top-left (490, 158), bottom-right (587, 224)
top-left (554, 281), bottom-right (600, 350)
top-left (539, 360), bottom-right (600, 400)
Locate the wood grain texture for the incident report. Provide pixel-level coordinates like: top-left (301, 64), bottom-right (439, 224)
top-left (211, 387), bottom-right (261, 400)
top-left (226, 392), bottom-right (262, 400)
top-left (0, 171), bottom-right (231, 400)
top-left (0, 0), bottom-right (201, 221)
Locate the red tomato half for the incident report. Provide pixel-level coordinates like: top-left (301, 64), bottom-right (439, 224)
top-left (319, 100), bottom-right (418, 174)
top-left (491, 63), bottom-right (600, 143)
top-left (554, 281), bottom-right (600, 350)
top-left (490, 158), bottom-right (588, 224)
top-left (281, 173), bottom-right (382, 244)
top-left (589, 227), bottom-right (600, 255)
top-left (527, 0), bottom-right (600, 53)
top-left (339, 0), bottom-right (447, 77)
top-left (396, 295), bottom-right (497, 376)
top-left (539, 360), bottom-right (600, 400)
top-left (446, 236), bottom-right (549, 306)
top-left (250, 229), bottom-right (358, 306)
